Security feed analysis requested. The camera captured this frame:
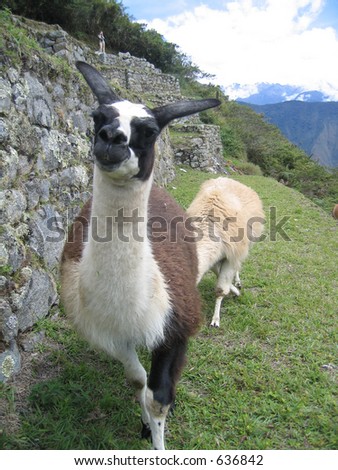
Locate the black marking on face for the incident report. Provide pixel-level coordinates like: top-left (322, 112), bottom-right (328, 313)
top-left (92, 105), bottom-right (130, 170)
top-left (130, 117), bottom-right (160, 181)
top-left (92, 105), bottom-right (119, 134)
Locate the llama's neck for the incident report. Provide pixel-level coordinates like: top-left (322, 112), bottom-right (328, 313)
top-left (82, 168), bottom-right (156, 290)
top-left (92, 167), bottom-right (151, 243)
top-left (80, 166), bottom-right (157, 297)
top-left (77, 167), bottom-right (170, 350)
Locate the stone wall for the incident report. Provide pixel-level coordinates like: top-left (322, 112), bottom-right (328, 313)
top-left (1, 59), bottom-right (93, 380)
top-left (0, 15), bottom-right (224, 381)
top-left (103, 53), bottom-right (181, 106)
top-left (171, 123), bottom-right (225, 173)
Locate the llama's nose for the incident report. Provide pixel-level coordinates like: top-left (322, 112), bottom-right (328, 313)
top-left (98, 126), bottom-right (128, 145)
top-left (94, 125), bottom-right (130, 168)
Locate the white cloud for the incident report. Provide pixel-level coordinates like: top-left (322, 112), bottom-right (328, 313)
top-left (145, 0), bottom-right (338, 99)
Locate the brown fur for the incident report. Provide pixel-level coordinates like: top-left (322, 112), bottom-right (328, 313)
top-left (61, 199), bottom-right (91, 264)
top-left (149, 186), bottom-right (201, 341)
top-left (61, 186), bottom-right (201, 340)
top-left (332, 204), bottom-right (338, 219)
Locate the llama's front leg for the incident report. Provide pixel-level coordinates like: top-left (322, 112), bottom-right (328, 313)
top-left (147, 339), bottom-right (187, 450)
top-left (114, 345), bottom-right (150, 434)
top-left (211, 294), bottom-right (223, 328)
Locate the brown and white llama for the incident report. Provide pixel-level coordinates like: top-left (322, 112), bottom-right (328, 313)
top-left (60, 62), bottom-right (220, 449)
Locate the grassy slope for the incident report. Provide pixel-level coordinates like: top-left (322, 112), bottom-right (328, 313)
top-left (1, 170), bottom-right (337, 450)
top-left (168, 169), bottom-right (337, 449)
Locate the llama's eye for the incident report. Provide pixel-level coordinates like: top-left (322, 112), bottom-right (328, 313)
top-left (144, 128), bottom-right (155, 138)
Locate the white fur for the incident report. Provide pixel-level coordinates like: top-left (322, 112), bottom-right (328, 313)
top-left (67, 168), bottom-right (171, 353)
top-left (145, 388), bottom-right (169, 450)
top-left (111, 101), bottom-right (151, 143)
top-left (105, 148), bottom-right (140, 182)
top-left (187, 177), bottom-right (265, 327)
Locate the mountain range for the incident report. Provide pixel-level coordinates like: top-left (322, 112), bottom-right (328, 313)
top-left (236, 84), bottom-right (338, 167)
top-left (235, 83), bottom-right (333, 105)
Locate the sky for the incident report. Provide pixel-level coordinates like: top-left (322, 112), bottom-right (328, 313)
top-left (121, 0), bottom-right (338, 100)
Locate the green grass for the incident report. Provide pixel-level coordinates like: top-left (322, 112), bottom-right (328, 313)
top-left (1, 169), bottom-right (337, 450)
top-left (0, 9), bottom-right (41, 65)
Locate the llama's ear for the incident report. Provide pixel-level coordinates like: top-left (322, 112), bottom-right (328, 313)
top-left (152, 99), bottom-right (221, 129)
top-left (76, 61), bottom-right (120, 105)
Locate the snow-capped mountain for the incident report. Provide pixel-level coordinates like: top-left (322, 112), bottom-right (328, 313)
top-left (233, 83), bottom-right (332, 105)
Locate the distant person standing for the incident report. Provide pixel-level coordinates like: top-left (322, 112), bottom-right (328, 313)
top-left (98, 31), bottom-right (105, 53)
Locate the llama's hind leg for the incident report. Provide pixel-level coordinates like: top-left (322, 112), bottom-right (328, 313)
top-left (211, 259), bottom-right (239, 327)
top-left (234, 271), bottom-right (241, 290)
top-left (147, 339), bottom-right (187, 450)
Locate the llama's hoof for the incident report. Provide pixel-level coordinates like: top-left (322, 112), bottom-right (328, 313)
top-left (210, 321), bottom-right (220, 328)
top-left (230, 285), bottom-right (241, 296)
top-left (141, 421), bottom-right (151, 440)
